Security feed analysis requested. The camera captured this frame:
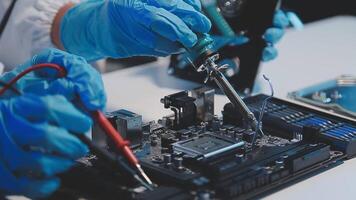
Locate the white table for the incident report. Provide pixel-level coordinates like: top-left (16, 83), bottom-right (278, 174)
top-left (102, 16), bottom-right (356, 200)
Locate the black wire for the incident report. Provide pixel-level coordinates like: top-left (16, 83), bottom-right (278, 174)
top-left (0, 0), bottom-right (18, 38)
top-left (76, 134), bottom-right (153, 190)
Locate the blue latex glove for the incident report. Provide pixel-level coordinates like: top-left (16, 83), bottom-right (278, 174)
top-left (0, 48), bottom-right (106, 111)
top-left (262, 10), bottom-right (292, 62)
top-left (205, 10), bottom-right (296, 62)
top-left (0, 94), bottom-right (91, 198)
top-left (60, 0), bottom-right (212, 61)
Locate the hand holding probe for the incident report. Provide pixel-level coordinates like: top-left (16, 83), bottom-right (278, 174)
top-left (0, 63), bottom-right (153, 187)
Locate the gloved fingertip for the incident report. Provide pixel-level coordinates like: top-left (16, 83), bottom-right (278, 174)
top-left (35, 178), bottom-right (60, 198)
top-left (82, 96), bottom-right (107, 112)
top-left (20, 177), bottom-right (60, 199)
top-left (232, 36), bottom-right (249, 45)
top-left (41, 158), bottom-right (74, 177)
top-left (74, 143), bottom-right (90, 159)
top-left (71, 110), bottom-right (93, 133)
top-left (181, 33), bottom-right (198, 48)
top-left (274, 10), bottom-right (290, 28)
top-left (262, 47), bottom-right (278, 62)
top-left (286, 11), bottom-right (304, 30)
top-left (264, 28), bottom-right (284, 44)
top-left (186, 0), bottom-right (202, 11)
top-left (63, 136), bottom-right (89, 159)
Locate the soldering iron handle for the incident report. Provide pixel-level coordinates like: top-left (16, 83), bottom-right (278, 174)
top-left (212, 70), bottom-right (258, 129)
top-left (212, 71), bottom-right (249, 116)
top-left (92, 111), bottom-right (139, 166)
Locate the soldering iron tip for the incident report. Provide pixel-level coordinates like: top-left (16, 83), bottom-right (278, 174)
top-left (136, 164), bottom-right (153, 186)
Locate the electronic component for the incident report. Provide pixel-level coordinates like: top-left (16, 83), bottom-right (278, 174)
top-left (53, 88), bottom-right (356, 200)
top-left (93, 109), bottom-right (143, 148)
top-left (172, 133), bottom-right (244, 158)
top-left (112, 109), bottom-right (143, 148)
top-left (160, 87), bottom-right (215, 129)
top-left (191, 87), bottom-right (215, 122)
top-left (235, 94), bottom-right (356, 157)
top-left (160, 91), bottom-right (197, 129)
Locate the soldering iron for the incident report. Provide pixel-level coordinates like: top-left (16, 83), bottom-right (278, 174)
top-left (186, 33), bottom-right (259, 133)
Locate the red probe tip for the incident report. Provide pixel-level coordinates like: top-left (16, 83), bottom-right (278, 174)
top-left (93, 111), bottom-right (153, 185)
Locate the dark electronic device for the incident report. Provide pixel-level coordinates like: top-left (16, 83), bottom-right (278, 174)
top-left (169, 0), bottom-right (279, 93)
top-left (92, 109), bottom-right (143, 149)
top-left (288, 75), bottom-right (356, 118)
top-left (52, 87), bottom-right (356, 200)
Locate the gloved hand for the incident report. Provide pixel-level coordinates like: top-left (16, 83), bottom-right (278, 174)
top-left (60, 0), bottom-right (212, 61)
top-left (0, 48), bottom-right (106, 111)
top-left (0, 94), bottom-right (91, 198)
top-left (262, 10), bottom-right (291, 62)
top-left (193, 10), bottom-right (295, 63)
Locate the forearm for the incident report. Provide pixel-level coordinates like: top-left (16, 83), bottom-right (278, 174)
top-left (51, 3), bottom-right (75, 50)
top-left (48, 0), bottom-right (212, 61)
top-left (51, 1), bottom-right (113, 61)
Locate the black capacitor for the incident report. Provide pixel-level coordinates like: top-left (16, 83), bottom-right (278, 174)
top-left (173, 157), bottom-right (183, 169)
top-left (211, 119), bottom-right (221, 131)
top-left (243, 130), bottom-right (255, 143)
top-left (161, 133), bottom-right (177, 149)
top-left (163, 153), bottom-right (172, 165)
top-left (302, 125), bottom-right (322, 144)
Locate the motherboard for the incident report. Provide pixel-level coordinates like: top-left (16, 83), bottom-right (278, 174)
top-left (52, 87), bottom-right (356, 200)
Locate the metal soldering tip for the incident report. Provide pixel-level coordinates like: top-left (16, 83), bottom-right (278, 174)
top-left (133, 175), bottom-right (154, 191)
top-left (136, 164), bottom-right (153, 186)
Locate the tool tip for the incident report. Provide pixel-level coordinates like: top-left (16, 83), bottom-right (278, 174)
top-left (136, 164), bottom-right (153, 186)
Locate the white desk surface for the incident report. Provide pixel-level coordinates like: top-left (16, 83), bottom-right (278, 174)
top-left (102, 16), bottom-right (356, 200)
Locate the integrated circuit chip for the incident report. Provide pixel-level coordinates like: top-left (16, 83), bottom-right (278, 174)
top-left (172, 133), bottom-right (244, 158)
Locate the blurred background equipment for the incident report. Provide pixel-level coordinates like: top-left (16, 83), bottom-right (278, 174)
top-left (283, 0), bottom-right (356, 23)
top-left (289, 75), bottom-right (356, 118)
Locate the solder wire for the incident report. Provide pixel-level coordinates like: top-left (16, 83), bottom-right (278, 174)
top-left (252, 75), bottom-right (274, 146)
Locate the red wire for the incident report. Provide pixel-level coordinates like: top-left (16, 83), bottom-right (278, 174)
top-left (0, 63), bottom-right (139, 167)
top-left (93, 111), bottom-right (139, 166)
top-left (0, 63), bottom-right (67, 96)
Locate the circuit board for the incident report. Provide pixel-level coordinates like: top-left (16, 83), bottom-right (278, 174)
top-left (52, 87), bottom-right (356, 200)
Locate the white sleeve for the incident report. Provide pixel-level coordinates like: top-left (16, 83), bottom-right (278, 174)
top-left (0, 0), bottom-right (80, 70)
